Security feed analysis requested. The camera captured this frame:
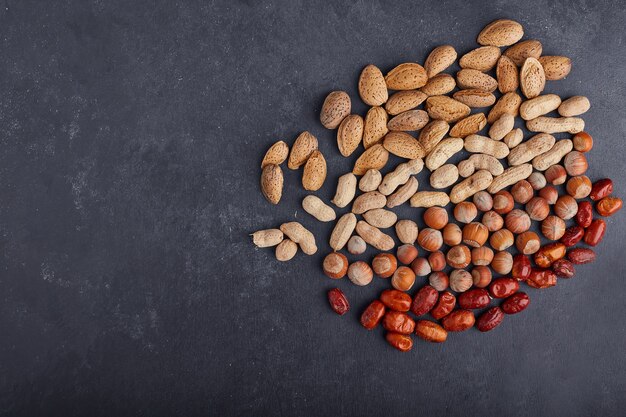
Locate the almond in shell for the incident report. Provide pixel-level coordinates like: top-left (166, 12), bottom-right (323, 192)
top-left (496, 55), bottom-right (519, 94)
top-left (424, 45), bottom-right (457, 78)
top-left (418, 119), bottom-right (450, 153)
top-left (453, 89), bottom-right (496, 108)
top-left (353, 144), bottom-right (389, 175)
top-left (425, 96), bottom-right (471, 122)
top-left (420, 74), bottom-right (456, 96)
top-left (337, 114), bottom-right (364, 157)
top-left (449, 113), bottom-right (487, 138)
top-left (387, 110), bottom-right (429, 131)
top-left (261, 141), bottom-right (289, 168)
top-left (383, 132), bottom-right (426, 159)
top-left (363, 106), bottom-right (389, 148)
top-left (261, 164), bottom-right (283, 204)
top-left (503, 39), bottom-right (542, 66)
top-left (459, 46), bottom-right (501, 71)
top-left (359, 65), bottom-right (388, 106)
top-left (477, 19), bottom-right (524, 47)
top-left (538, 56), bottom-right (572, 80)
top-left (302, 150), bottom-right (326, 191)
top-left (456, 69), bottom-right (498, 92)
top-left (288, 131), bottom-right (318, 169)
top-left (487, 92), bottom-right (521, 124)
top-left (320, 91), bottom-right (351, 129)
top-left (385, 63), bottom-right (428, 90)
top-left (520, 57), bottom-right (546, 99)
top-left (385, 90), bottom-right (428, 115)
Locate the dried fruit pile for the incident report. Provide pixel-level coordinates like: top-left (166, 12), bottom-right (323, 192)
top-left (252, 19), bottom-right (623, 351)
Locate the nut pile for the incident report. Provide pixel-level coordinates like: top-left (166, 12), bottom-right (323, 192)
top-left (252, 19), bottom-right (623, 351)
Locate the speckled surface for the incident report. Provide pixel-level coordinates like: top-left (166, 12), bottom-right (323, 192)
top-left (1, 0), bottom-right (625, 416)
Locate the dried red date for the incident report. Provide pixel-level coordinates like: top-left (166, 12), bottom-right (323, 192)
top-left (575, 201), bottom-right (593, 228)
top-left (476, 307), bottom-right (504, 332)
top-left (360, 300), bottom-right (385, 330)
top-left (489, 278), bottom-right (519, 298)
top-left (382, 311), bottom-right (416, 334)
top-left (414, 320), bottom-right (448, 343)
top-left (590, 178), bottom-right (613, 201)
top-left (379, 289), bottom-right (412, 312)
top-left (527, 268), bottom-right (557, 289)
top-left (584, 219), bottom-right (606, 246)
top-left (441, 309), bottom-right (475, 332)
top-left (458, 288), bottom-right (491, 309)
top-left (386, 332), bottom-right (413, 352)
top-left (560, 226), bottom-right (584, 247)
top-left (431, 291), bottom-right (456, 320)
top-left (596, 196), bottom-right (622, 217)
top-left (327, 288), bottom-right (350, 315)
top-left (567, 248), bottom-right (596, 264)
top-left (501, 292), bottom-right (530, 314)
top-left (552, 259), bottom-right (575, 278)
top-left (512, 254), bottom-right (531, 281)
top-left (410, 285), bottom-right (439, 316)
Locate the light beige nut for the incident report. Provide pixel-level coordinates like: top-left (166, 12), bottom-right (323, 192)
top-left (453, 89), bottom-right (496, 108)
top-left (385, 90), bottom-right (428, 115)
top-left (456, 69), bottom-right (498, 92)
top-left (251, 229), bottom-right (284, 248)
top-left (457, 154), bottom-right (504, 178)
top-left (275, 239), bottom-right (298, 261)
top-left (352, 191), bottom-right (387, 214)
top-left (487, 92), bottom-right (521, 124)
top-left (302, 150), bottom-right (326, 191)
top-left (320, 91), bottom-right (351, 129)
top-left (363, 106), bottom-right (389, 149)
top-left (359, 64), bottom-right (388, 106)
top-left (420, 74), bottom-right (456, 96)
top-left (425, 96), bottom-right (471, 122)
top-left (386, 176), bottom-right (419, 208)
top-left (507, 133), bottom-right (556, 166)
top-left (383, 132), bottom-right (426, 159)
top-left (503, 128), bottom-right (523, 148)
top-left (337, 114), bottom-right (364, 157)
top-left (329, 213), bottom-right (357, 251)
top-left (331, 173), bottom-right (357, 208)
top-left (558, 96), bottom-right (590, 117)
top-left (532, 139), bottom-right (574, 171)
top-left (385, 63), bottom-right (428, 90)
top-left (261, 164), bottom-right (283, 205)
top-left (353, 144), bottom-right (389, 175)
top-left (355, 220), bottom-right (395, 251)
top-left (477, 19), bottom-right (524, 47)
top-left (418, 120), bottom-right (450, 153)
top-left (489, 113), bottom-right (515, 140)
top-left (449, 113), bottom-right (487, 138)
top-left (410, 191), bottom-right (450, 208)
top-left (359, 169), bottom-right (382, 192)
top-left (425, 137), bottom-right (464, 171)
top-left (387, 110), bottom-right (429, 131)
top-left (379, 159), bottom-right (423, 195)
top-left (396, 219), bottom-right (419, 244)
top-left (459, 46), bottom-right (501, 71)
top-left (504, 39), bottom-right (543, 66)
top-left (526, 116), bottom-right (585, 134)
top-left (450, 170), bottom-right (493, 204)
top-left (487, 164), bottom-right (533, 193)
top-left (261, 141), bottom-right (289, 168)
top-left (430, 164), bottom-right (459, 189)
top-left (302, 195), bottom-right (336, 222)
top-left (280, 222), bottom-right (317, 255)
top-left (539, 56), bottom-right (572, 80)
top-left (464, 134), bottom-right (509, 159)
top-left (520, 57), bottom-right (545, 99)
top-left (496, 55), bottom-right (519, 94)
top-left (520, 94), bottom-right (562, 121)
top-left (288, 131), bottom-right (318, 170)
top-left (424, 45), bottom-right (457, 78)
top-left (363, 208), bottom-right (398, 229)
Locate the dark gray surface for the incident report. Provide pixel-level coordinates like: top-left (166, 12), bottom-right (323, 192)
top-left (1, 0), bottom-right (625, 416)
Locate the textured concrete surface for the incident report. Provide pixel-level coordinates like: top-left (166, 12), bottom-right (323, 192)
top-left (1, 0), bottom-right (625, 416)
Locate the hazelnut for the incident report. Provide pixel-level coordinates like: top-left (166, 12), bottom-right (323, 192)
top-left (511, 180), bottom-right (534, 204)
top-left (538, 185), bottom-right (558, 204)
top-left (347, 235), bottom-right (367, 255)
top-left (443, 223), bottom-right (463, 246)
top-left (573, 132), bottom-right (593, 153)
top-left (347, 261), bottom-right (374, 286)
top-left (473, 191), bottom-right (493, 212)
top-left (449, 269), bottom-right (473, 293)
top-left (410, 257), bottom-right (432, 276)
top-left (564, 151), bottom-right (588, 176)
top-left (372, 253), bottom-right (397, 278)
top-left (541, 215), bottom-right (566, 240)
top-left (391, 266), bottom-right (416, 291)
top-left (471, 246), bottom-right (494, 266)
top-left (323, 252), bottom-right (349, 279)
top-left (482, 210), bottom-right (504, 232)
top-left (471, 266), bottom-right (492, 288)
top-left (493, 190), bottom-right (514, 214)
top-left (554, 195), bottom-right (578, 220)
top-left (505, 209), bottom-right (531, 234)
top-left (515, 231), bottom-right (541, 255)
top-left (397, 244), bottom-right (419, 264)
top-left (423, 207), bottom-right (448, 230)
top-left (462, 222), bottom-right (489, 247)
top-left (545, 164), bottom-right (567, 185)
top-left (446, 244), bottom-right (471, 268)
top-left (491, 251), bottom-right (513, 275)
top-left (395, 220), bottom-right (418, 244)
top-left (428, 251), bottom-right (446, 271)
top-left (526, 196), bottom-right (550, 221)
top-left (454, 202), bottom-right (478, 223)
top-left (418, 228), bottom-right (444, 252)
top-left (489, 229), bottom-right (514, 251)
top-left (429, 271), bottom-right (449, 291)
top-left (566, 175), bottom-right (592, 199)
top-left (528, 172), bottom-right (547, 190)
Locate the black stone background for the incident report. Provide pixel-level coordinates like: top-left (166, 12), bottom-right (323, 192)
top-left (1, 0), bottom-right (625, 416)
